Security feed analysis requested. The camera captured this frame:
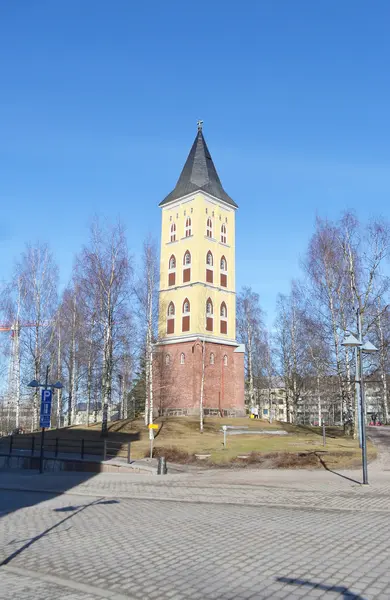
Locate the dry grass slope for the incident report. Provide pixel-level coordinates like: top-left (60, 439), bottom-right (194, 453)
top-left (48, 416), bottom-right (375, 469)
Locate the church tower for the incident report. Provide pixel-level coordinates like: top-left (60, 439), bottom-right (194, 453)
top-left (153, 123), bottom-right (245, 416)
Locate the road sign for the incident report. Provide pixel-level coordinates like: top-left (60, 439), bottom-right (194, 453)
top-left (40, 414), bottom-right (51, 428)
top-left (40, 389), bottom-right (52, 429)
top-left (148, 423), bottom-right (159, 430)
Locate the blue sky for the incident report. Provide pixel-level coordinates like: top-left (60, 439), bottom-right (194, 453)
top-left (1, 1), bottom-right (390, 325)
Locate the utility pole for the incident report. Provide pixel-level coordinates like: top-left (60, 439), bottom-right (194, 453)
top-left (356, 309), bottom-right (363, 447)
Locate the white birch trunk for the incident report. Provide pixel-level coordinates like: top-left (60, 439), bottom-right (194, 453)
top-left (200, 339), bottom-right (205, 433)
top-left (377, 302), bottom-right (389, 424)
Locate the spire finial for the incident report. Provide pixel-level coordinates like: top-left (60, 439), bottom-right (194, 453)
top-left (197, 119), bottom-right (203, 132)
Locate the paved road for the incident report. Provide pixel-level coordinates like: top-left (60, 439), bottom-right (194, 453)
top-left (1, 467), bottom-right (390, 599)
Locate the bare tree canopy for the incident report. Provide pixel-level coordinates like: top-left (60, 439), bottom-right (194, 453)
top-left (2, 209), bottom-right (390, 436)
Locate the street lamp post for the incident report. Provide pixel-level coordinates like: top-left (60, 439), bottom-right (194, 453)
top-left (342, 315), bottom-right (378, 485)
top-left (28, 365), bottom-right (63, 474)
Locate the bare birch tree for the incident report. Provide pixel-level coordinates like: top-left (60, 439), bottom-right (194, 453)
top-left (133, 237), bottom-right (159, 425)
top-left (77, 219), bottom-right (132, 436)
top-left (16, 243), bottom-right (58, 429)
top-left (237, 287), bottom-right (265, 409)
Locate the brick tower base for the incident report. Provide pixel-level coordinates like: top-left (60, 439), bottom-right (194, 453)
top-left (153, 339), bottom-right (245, 417)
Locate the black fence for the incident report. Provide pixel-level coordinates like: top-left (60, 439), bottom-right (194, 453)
top-left (0, 435), bottom-right (132, 463)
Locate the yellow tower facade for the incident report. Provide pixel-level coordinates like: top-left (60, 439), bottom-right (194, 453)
top-left (153, 124), bottom-right (245, 416)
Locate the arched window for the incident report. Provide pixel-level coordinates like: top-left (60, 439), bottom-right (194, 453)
top-left (183, 251), bottom-right (191, 283)
top-left (210, 352), bottom-right (215, 365)
top-left (165, 354), bottom-right (171, 366)
top-left (206, 251), bottom-right (214, 283)
top-left (185, 217), bottom-right (192, 237)
top-left (167, 302), bottom-right (175, 334)
top-left (182, 298), bottom-right (190, 332)
top-left (170, 223), bottom-right (176, 243)
top-left (180, 352), bottom-right (185, 365)
top-left (206, 218), bottom-right (213, 238)
top-left (221, 224), bottom-right (227, 244)
top-left (206, 298), bottom-right (213, 332)
top-left (223, 355), bottom-right (228, 367)
top-left (220, 256), bottom-right (227, 288)
top-left (168, 255), bottom-right (176, 286)
top-left (220, 302), bottom-right (228, 334)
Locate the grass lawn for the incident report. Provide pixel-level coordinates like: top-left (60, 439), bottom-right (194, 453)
top-left (67, 416), bottom-right (376, 469)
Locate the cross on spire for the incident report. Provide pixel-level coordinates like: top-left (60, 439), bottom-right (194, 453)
top-left (197, 119), bottom-right (203, 131)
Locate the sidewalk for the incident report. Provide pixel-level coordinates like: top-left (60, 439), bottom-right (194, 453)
top-left (2, 462), bottom-right (390, 513)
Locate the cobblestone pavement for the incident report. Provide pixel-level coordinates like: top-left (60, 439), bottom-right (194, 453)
top-left (1, 469), bottom-right (390, 600)
top-left (2, 463), bottom-right (390, 513)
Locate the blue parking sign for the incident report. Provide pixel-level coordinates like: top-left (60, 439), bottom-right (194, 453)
top-left (40, 389), bottom-right (52, 428)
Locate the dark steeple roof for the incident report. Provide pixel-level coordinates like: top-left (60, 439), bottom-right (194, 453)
top-left (160, 126), bottom-right (238, 208)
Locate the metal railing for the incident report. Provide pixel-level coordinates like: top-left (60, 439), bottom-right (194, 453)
top-left (103, 439), bottom-right (131, 463)
top-left (0, 435), bottom-right (131, 463)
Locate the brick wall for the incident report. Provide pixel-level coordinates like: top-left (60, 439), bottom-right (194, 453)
top-left (153, 339), bottom-right (245, 416)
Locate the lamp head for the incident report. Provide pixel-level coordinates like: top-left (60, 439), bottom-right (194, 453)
top-left (341, 333), bottom-right (361, 348)
top-left (53, 381), bottom-right (64, 389)
top-left (361, 341), bottom-right (378, 354)
top-left (27, 379), bottom-right (39, 388)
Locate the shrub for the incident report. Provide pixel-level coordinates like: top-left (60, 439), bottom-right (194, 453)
top-left (145, 446), bottom-right (197, 464)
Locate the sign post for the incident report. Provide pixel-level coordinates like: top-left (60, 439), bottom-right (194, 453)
top-left (148, 423), bottom-right (159, 459)
top-left (39, 366), bottom-right (51, 474)
top-left (28, 366), bottom-right (63, 475)
top-left (222, 425), bottom-right (227, 448)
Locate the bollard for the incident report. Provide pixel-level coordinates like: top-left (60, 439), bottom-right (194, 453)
top-left (322, 421), bottom-right (326, 447)
top-left (157, 456), bottom-right (167, 475)
top-left (31, 436), bottom-right (35, 456)
top-left (9, 435), bottom-right (13, 455)
top-left (127, 442), bottom-right (131, 464)
top-left (55, 437), bottom-right (59, 457)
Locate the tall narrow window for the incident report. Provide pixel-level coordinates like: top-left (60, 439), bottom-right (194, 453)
top-left (168, 255), bottom-right (176, 286)
top-left (165, 354), bottom-right (171, 366)
top-left (206, 218), bottom-right (213, 238)
top-left (182, 298), bottom-right (190, 332)
top-left (206, 298), bottom-right (213, 332)
top-left (210, 352), bottom-right (215, 365)
top-left (170, 223), bottom-right (176, 242)
top-left (220, 302), bottom-right (228, 334)
top-left (180, 352), bottom-right (185, 365)
top-left (223, 355), bottom-right (228, 367)
top-left (183, 250), bottom-right (191, 283)
top-left (206, 251), bottom-right (214, 283)
top-left (167, 302), bottom-right (175, 334)
top-left (220, 256), bottom-right (227, 288)
top-left (221, 224), bottom-right (227, 244)
top-left (185, 217), bottom-right (192, 237)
